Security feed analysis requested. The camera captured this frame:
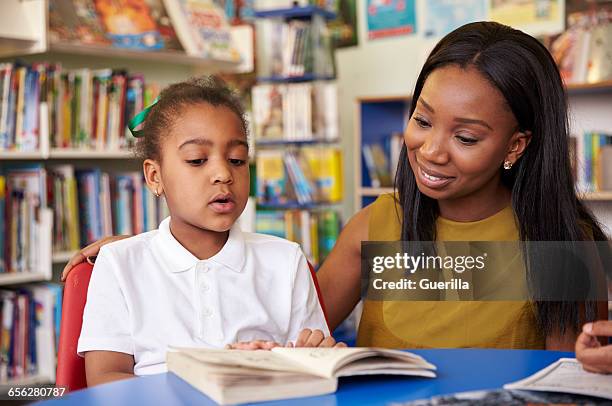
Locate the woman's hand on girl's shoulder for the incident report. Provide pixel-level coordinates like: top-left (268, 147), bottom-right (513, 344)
top-left (61, 235), bottom-right (132, 281)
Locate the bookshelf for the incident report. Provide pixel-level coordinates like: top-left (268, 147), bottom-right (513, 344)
top-left (251, 5), bottom-right (343, 270)
top-left (355, 96), bottom-right (410, 209)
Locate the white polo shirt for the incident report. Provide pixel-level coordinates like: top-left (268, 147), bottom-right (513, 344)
top-left (77, 217), bottom-right (329, 376)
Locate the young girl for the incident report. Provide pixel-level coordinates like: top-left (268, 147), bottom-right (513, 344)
top-left (77, 76), bottom-right (338, 387)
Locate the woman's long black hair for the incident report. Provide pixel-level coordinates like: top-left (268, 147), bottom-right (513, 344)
top-left (395, 21), bottom-right (608, 336)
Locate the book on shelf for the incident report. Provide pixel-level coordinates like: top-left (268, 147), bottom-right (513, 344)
top-left (167, 346), bottom-right (436, 405)
top-left (48, 165), bottom-right (80, 254)
top-left (49, 0), bottom-right (184, 51)
top-left (0, 61), bottom-right (159, 152)
top-left (162, 0), bottom-right (241, 62)
top-left (1, 165), bottom-right (52, 277)
top-left (0, 283), bottom-right (62, 384)
top-left (252, 82), bottom-right (338, 142)
top-left (255, 209), bottom-right (339, 267)
top-left (95, 0), bottom-right (165, 50)
top-left (48, 0), bottom-right (110, 46)
top-left (71, 169), bottom-right (168, 247)
top-left (550, 13), bottom-right (612, 84)
top-left (504, 358), bottom-right (612, 401)
top-left (574, 132), bottom-right (612, 192)
top-left (256, 15), bottom-right (334, 79)
top-left (256, 148), bottom-right (343, 205)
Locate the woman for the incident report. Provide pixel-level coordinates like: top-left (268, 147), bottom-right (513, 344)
top-left (64, 22), bottom-right (608, 351)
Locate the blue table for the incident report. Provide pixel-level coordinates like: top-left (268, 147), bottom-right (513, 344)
top-left (41, 349), bottom-right (572, 405)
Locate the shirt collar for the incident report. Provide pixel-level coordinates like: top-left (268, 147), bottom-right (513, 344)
top-left (153, 217), bottom-right (246, 273)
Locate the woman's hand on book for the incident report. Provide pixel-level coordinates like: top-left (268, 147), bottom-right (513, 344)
top-left (61, 235), bottom-right (132, 281)
top-left (576, 321), bottom-right (612, 374)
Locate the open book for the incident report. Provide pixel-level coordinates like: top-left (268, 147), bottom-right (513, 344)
top-left (167, 347), bottom-right (436, 405)
top-left (504, 358), bottom-right (612, 401)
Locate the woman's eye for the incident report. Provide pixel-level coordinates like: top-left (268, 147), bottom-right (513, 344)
top-left (229, 158), bottom-right (246, 166)
top-left (456, 135), bottom-right (478, 145)
top-left (186, 159), bottom-right (207, 166)
top-left (413, 117), bottom-right (431, 128)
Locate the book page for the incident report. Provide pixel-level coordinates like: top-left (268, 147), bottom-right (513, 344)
top-left (504, 358), bottom-right (612, 400)
top-left (169, 347), bottom-right (311, 375)
top-left (271, 347), bottom-right (435, 378)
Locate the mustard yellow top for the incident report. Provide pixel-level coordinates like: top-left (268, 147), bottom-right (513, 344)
top-left (356, 193), bottom-right (545, 349)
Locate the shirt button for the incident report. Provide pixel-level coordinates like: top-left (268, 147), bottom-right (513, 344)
top-left (202, 307), bottom-right (213, 317)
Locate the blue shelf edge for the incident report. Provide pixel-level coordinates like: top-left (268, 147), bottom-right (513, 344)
top-left (257, 74), bottom-right (335, 83)
top-left (255, 138), bottom-right (339, 146)
top-left (254, 6), bottom-right (336, 20)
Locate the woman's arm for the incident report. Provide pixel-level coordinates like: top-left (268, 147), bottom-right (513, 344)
top-left (84, 351), bottom-right (135, 386)
top-left (317, 206), bottom-right (371, 331)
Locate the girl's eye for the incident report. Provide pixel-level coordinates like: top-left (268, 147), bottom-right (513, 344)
top-left (456, 135), bottom-right (478, 145)
top-left (413, 117), bottom-right (431, 128)
top-left (186, 159), bottom-right (207, 166)
top-left (229, 158), bottom-right (246, 166)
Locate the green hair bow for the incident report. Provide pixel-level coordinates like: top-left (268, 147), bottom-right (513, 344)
top-left (128, 97), bottom-right (159, 138)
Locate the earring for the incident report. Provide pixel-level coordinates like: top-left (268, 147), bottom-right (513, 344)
top-left (154, 188), bottom-right (161, 197)
top-left (503, 160), bottom-right (513, 170)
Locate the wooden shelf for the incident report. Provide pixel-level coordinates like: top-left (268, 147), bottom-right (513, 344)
top-left (49, 148), bottom-right (134, 159)
top-left (581, 191), bottom-right (612, 201)
top-left (0, 149), bottom-right (134, 159)
top-left (47, 42), bottom-right (240, 71)
top-left (2, 373), bottom-right (53, 386)
top-left (359, 187), bottom-right (394, 196)
top-left (52, 251), bottom-right (77, 264)
top-left (566, 81), bottom-right (612, 95)
top-left (0, 150), bottom-right (45, 160)
top-left (0, 272), bottom-right (51, 286)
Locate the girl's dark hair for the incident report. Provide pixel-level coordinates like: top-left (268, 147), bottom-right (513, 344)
top-left (135, 75), bottom-right (248, 161)
top-left (395, 21), bottom-right (608, 336)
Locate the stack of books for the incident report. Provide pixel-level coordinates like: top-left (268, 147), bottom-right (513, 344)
top-left (256, 209), bottom-right (340, 268)
top-left (573, 132), bottom-right (612, 192)
top-left (256, 147), bottom-right (342, 205)
top-left (362, 133), bottom-right (403, 188)
top-left (252, 82), bottom-right (338, 142)
top-left (0, 166), bottom-right (52, 275)
top-left (551, 12), bottom-right (612, 84)
top-left (0, 284), bottom-right (62, 384)
top-left (47, 166), bottom-right (169, 251)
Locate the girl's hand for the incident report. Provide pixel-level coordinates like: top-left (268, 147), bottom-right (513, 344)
top-left (225, 340), bottom-right (281, 350)
top-left (61, 235), bottom-right (131, 281)
top-left (576, 321), bottom-right (612, 374)
top-left (288, 329), bottom-right (347, 348)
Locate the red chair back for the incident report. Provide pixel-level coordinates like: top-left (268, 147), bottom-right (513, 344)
top-left (307, 263), bottom-right (330, 332)
top-left (56, 262), bottom-right (94, 392)
top-left (55, 260), bottom-right (328, 392)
